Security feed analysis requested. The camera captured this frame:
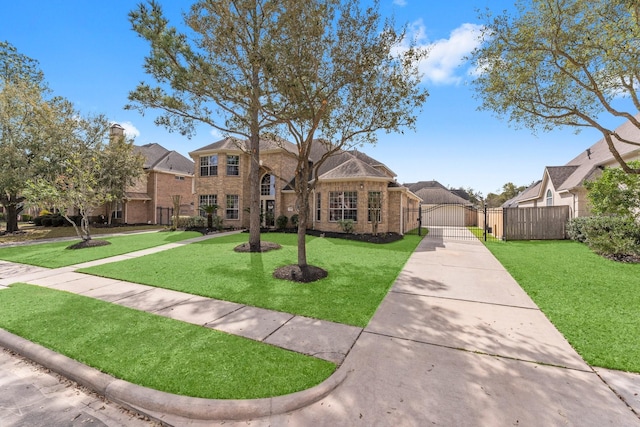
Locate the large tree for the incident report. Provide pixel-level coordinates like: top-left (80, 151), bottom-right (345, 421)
top-left (128, 0), bottom-right (289, 252)
top-left (26, 114), bottom-right (142, 244)
top-left (586, 160), bottom-right (640, 218)
top-left (471, 0), bottom-right (640, 174)
top-left (264, 0), bottom-right (428, 280)
top-left (0, 41), bottom-right (53, 232)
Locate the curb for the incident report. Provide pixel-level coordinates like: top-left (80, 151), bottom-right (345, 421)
top-left (0, 328), bottom-right (347, 422)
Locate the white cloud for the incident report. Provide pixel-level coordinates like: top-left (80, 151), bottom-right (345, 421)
top-left (393, 0), bottom-right (408, 6)
top-left (119, 121), bottom-right (141, 138)
top-left (210, 128), bottom-right (223, 139)
top-left (400, 21), bottom-right (485, 86)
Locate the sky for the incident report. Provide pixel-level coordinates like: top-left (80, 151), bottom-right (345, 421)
top-left (0, 0), bottom-right (616, 196)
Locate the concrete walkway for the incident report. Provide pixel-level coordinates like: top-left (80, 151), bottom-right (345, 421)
top-left (1, 231), bottom-right (640, 426)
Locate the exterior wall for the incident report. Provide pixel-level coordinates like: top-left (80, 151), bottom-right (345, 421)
top-left (194, 153), bottom-right (248, 228)
top-left (125, 200), bottom-right (151, 224)
top-left (152, 171), bottom-right (195, 217)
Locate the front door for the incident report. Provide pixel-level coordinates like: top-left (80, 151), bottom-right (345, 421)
top-left (261, 199), bottom-right (275, 227)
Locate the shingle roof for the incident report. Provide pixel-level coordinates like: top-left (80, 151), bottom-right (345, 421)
top-left (546, 166), bottom-right (579, 189)
top-left (190, 137), bottom-right (298, 154)
top-left (503, 180), bottom-right (541, 207)
top-left (406, 181), bottom-right (448, 192)
top-left (317, 157), bottom-right (388, 180)
top-left (135, 143), bottom-right (194, 175)
top-left (415, 188), bottom-right (473, 205)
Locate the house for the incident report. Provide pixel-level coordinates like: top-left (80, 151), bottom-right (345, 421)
top-left (406, 181), bottom-right (475, 227)
top-left (509, 119), bottom-right (640, 217)
top-left (101, 124), bottom-right (195, 225)
top-left (189, 137), bottom-right (421, 234)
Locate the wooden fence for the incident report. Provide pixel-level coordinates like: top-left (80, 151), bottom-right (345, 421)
top-left (503, 206), bottom-right (570, 240)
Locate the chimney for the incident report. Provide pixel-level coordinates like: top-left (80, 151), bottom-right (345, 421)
top-left (110, 123), bottom-right (125, 138)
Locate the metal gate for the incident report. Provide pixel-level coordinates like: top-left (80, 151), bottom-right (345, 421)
top-left (420, 203), bottom-right (479, 240)
top-left (156, 207), bottom-right (173, 226)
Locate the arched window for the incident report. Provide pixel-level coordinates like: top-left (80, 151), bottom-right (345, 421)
top-left (261, 174), bottom-right (275, 196)
top-left (546, 189), bottom-right (553, 206)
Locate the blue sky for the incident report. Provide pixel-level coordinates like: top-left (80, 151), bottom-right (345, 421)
top-left (1, 0), bottom-right (612, 196)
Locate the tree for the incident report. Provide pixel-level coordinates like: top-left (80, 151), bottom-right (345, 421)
top-left (25, 114), bottom-right (141, 245)
top-left (101, 126), bottom-right (144, 225)
top-left (586, 161), bottom-right (640, 218)
top-left (264, 0), bottom-right (428, 280)
top-left (128, 0), bottom-right (289, 252)
top-left (485, 182), bottom-right (526, 207)
top-left (200, 204), bottom-right (219, 230)
top-left (0, 41), bottom-right (52, 233)
top-left (471, 0), bottom-right (640, 174)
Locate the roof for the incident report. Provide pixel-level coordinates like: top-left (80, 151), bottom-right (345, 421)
top-left (317, 157), bottom-right (389, 180)
top-left (502, 180), bottom-right (541, 207)
top-left (415, 188), bottom-right (473, 205)
top-left (406, 181), bottom-right (449, 192)
top-left (190, 137), bottom-right (298, 155)
top-left (135, 143), bottom-right (194, 175)
top-left (556, 119), bottom-right (640, 191)
top-left (125, 191), bottom-right (152, 201)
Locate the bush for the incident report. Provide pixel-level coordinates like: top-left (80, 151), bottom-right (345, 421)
top-left (574, 216), bottom-right (640, 258)
top-left (20, 214), bottom-right (32, 222)
top-left (567, 217), bottom-right (591, 243)
top-left (338, 219), bottom-right (355, 234)
top-left (276, 214), bottom-right (289, 230)
top-left (180, 216), bottom-right (206, 228)
top-left (51, 215), bottom-right (66, 227)
top-left (290, 214), bottom-right (299, 228)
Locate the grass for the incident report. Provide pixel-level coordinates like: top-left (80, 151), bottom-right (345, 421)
top-left (0, 230), bottom-right (201, 268)
top-left (483, 238), bottom-right (640, 373)
top-left (0, 223), bottom-right (166, 244)
top-left (80, 232), bottom-right (423, 327)
top-left (0, 284), bottom-right (335, 399)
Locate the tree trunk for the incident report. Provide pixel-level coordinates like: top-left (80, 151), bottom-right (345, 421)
top-left (1, 194), bottom-right (23, 233)
top-left (248, 59), bottom-right (261, 252)
top-left (5, 203), bottom-right (19, 233)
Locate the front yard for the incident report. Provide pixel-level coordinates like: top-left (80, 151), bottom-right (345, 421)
top-left (483, 238), bottom-right (640, 373)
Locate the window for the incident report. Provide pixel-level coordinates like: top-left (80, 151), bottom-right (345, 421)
top-left (112, 201), bottom-right (123, 220)
top-left (329, 191), bottom-right (358, 222)
top-left (175, 176), bottom-right (185, 181)
top-left (199, 194), bottom-right (217, 214)
top-left (261, 174), bottom-right (275, 196)
top-left (546, 189), bottom-right (553, 206)
top-left (368, 191), bottom-right (382, 222)
top-left (316, 192), bottom-right (321, 221)
top-left (226, 155), bottom-right (239, 176)
top-left (226, 194), bottom-right (239, 219)
top-left (200, 155), bottom-right (218, 176)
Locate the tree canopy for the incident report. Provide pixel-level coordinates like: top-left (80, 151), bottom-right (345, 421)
top-left (471, 0), bottom-right (640, 173)
top-left (586, 161), bottom-right (640, 218)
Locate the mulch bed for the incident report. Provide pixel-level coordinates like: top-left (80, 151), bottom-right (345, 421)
top-left (67, 240), bottom-right (111, 250)
top-left (233, 241), bottom-right (282, 253)
top-left (272, 264), bottom-right (328, 283)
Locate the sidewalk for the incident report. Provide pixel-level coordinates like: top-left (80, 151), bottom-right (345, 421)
top-left (1, 231), bottom-right (640, 426)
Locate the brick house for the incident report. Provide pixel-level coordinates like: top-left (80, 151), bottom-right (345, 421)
top-left (101, 124), bottom-right (195, 225)
top-left (189, 137), bottom-right (420, 234)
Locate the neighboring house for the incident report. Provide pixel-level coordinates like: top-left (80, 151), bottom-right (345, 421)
top-left (99, 124), bottom-right (195, 225)
top-left (406, 181), bottom-right (474, 227)
top-left (189, 138), bottom-right (421, 234)
top-left (508, 119), bottom-right (640, 217)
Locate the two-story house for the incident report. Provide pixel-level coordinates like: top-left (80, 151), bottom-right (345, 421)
top-left (189, 137), bottom-right (420, 234)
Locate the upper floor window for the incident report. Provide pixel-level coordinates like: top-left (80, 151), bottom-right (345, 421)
top-left (546, 189), bottom-right (553, 206)
top-left (226, 155), bottom-right (240, 176)
top-left (329, 191), bottom-right (358, 222)
top-left (261, 174), bottom-right (275, 196)
top-left (200, 155), bottom-right (218, 177)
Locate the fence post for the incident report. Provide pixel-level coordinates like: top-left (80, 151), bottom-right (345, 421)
top-left (483, 204), bottom-right (487, 241)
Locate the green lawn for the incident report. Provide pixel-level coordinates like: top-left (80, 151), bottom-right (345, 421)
top-left (483, 239), bottom-right (640, 373)
top-left (0, 284), bottom-right (335, 399)
top-left (81, 232), bottom-right (423, 327)
top-left (0, 230), bottom-right (201, 268)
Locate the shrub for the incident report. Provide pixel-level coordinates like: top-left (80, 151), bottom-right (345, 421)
top-left (290, 214), bottom-right (299, 228)
top-left (567, 217), bottom-right (591, 243)
top-left (41, 216), bottom-right (53, 227)
top-left (338, 219), bottom-right (355, 234)
top-left (20, 214), bottom-right (32, 222)
top-left (576, 216), bottom-right (640, 258)
top-left (276, 214), bottom-right (289, 230)
top-left (51, 215), bottom-right (66, 227)
top-left (211, 215), bottom-right (224, 231)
